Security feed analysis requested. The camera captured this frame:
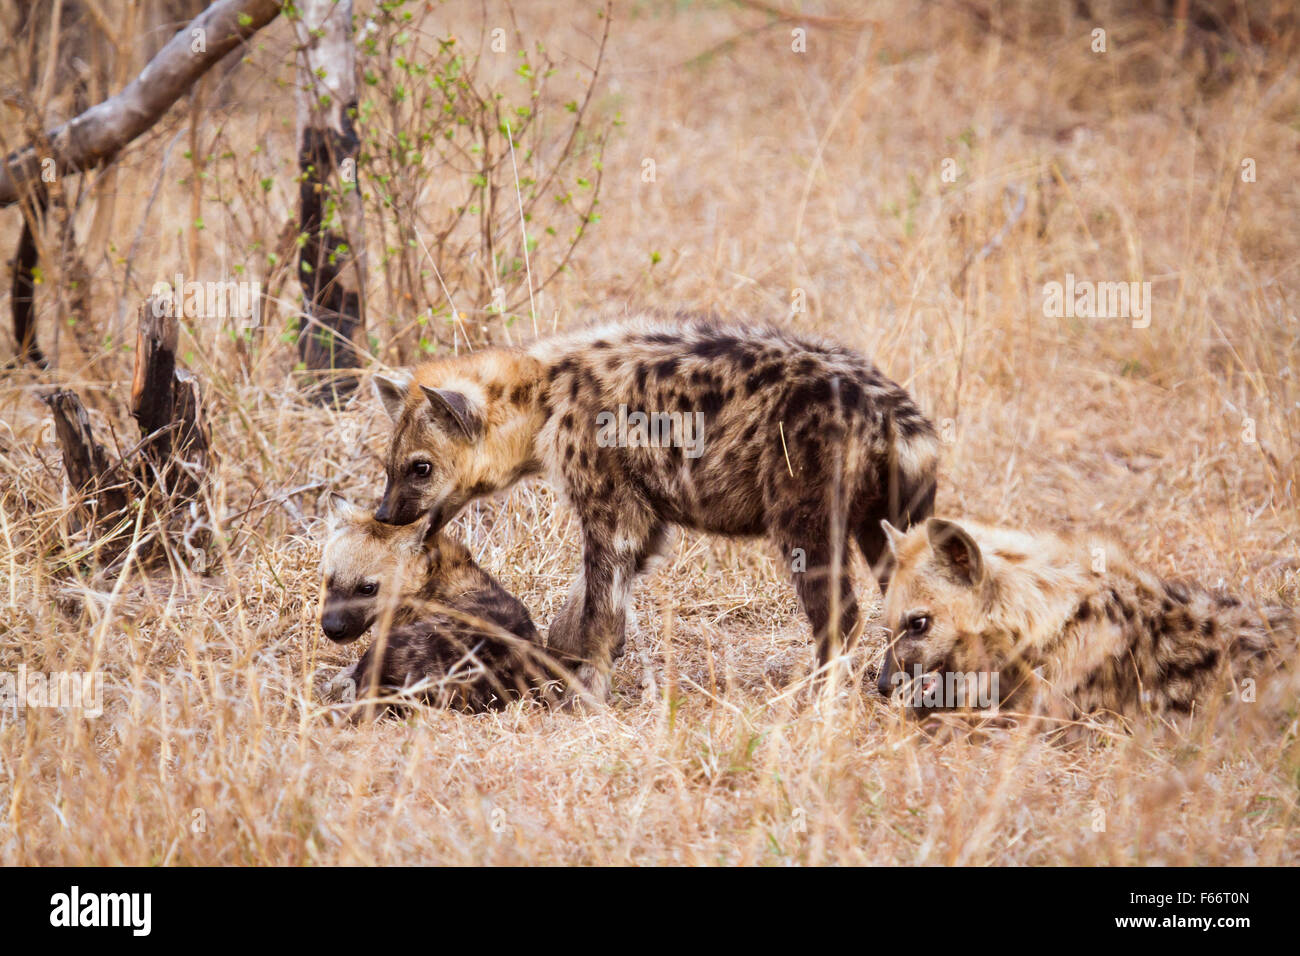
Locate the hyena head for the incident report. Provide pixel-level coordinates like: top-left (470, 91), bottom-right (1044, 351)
top-left (372, 371), bottom-right (487, 528)
top-left (319, 494), bottom-right (433, 643)
top-left (875, 517), bottom-right (1022, 708)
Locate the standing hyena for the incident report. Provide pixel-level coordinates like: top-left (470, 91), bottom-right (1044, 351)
top-left (876, 516), bottom-right (1296, 723)
top-left (372, 316), bottom-right (940, 698)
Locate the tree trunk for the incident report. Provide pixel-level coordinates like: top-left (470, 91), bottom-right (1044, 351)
top-left (292, 0), bottom-right (367, 405)
top-left (11, 202), bottom-right (47, 367)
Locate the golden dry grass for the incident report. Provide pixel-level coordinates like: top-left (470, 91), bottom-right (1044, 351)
top-left (1, 0), bottom-right (1299, 864)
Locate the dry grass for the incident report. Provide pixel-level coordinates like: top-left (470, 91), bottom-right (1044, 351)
top-left (1, 0), bottom-right (1299, 864)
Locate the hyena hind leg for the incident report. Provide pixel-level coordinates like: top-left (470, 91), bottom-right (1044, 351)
top-left (854, 472), bottom-right (937, 593)
top-left (774, 521), bottom-right (861, 671)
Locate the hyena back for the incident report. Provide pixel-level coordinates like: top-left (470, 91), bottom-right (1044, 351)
top-left (373, 315), bottom-right (940, 696)
top-left (877, 516), bottom-right (1295, 723)
top-left (320, 497), bottom-right (558, 713)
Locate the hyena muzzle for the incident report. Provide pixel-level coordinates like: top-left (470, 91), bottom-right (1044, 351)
top-left (372, 316), bottom-right (940, 697)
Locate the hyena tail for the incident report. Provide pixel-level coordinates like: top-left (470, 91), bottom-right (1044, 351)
top-left (854, 411), bottom-right (940, 590)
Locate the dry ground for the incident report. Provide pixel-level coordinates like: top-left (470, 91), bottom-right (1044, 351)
top-left (1, 0), bottom-right (1299, 864)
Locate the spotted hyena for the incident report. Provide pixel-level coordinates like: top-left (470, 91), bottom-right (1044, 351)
top-left (319, 496), bottom-right (560, 713)
top-left (371, 315), bottom-right (940, 698)
top-left (876, 516), bottom-right (1295, 723)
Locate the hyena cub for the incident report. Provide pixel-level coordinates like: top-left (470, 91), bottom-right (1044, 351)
top-left (876, 516), bottom-right (1295, 723)
top-left (372, 315), bottom-right (940, 698)
top-left (319, 496), bottom-right (559, 713)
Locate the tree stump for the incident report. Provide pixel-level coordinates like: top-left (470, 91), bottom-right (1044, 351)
top-left (43, 296), bottom-right (214, 572)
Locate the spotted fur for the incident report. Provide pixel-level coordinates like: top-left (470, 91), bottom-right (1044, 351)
top-left (319, 497), bottom-right (560, 714)
top-left (877, 516), bottom-right (1295, 723)
top-left (373, 314), bottom-right (939, 697)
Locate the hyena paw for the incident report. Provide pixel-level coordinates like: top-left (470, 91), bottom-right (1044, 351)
top-left (319, 663), bottom-right (359, 705)
top-left (564, 663), bottom-right (610, 708)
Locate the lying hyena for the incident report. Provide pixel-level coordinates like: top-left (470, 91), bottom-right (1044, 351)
top-left (876, 516), bottom-right (1295, 724)
top-left (319, 496), bottom-right (561, 714)
top-left (371, 315), bottom-right (940, 698)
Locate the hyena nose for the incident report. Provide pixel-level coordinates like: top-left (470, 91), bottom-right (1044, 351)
top-left (321, 612), bottom-right (349, 641)
top-left (876, 657), bottom-right (897, 698)
top-left (373, 492), bottom-right (395, 524)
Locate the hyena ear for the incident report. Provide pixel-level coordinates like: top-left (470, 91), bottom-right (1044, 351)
top-left (326, 493), bottom-right (367, 529)
top-left (879, 519), bottom-right (906, 557)
top-left (420, 386), bottom-right (484, 442)
top-left (873, 519), bottom-right (905, 588)
top-left (395, 510), bottom-right (434, 558)
top-left (925, 517), bottom-right (985, 587)
top-left (372, 372), bottom-right (412, 423)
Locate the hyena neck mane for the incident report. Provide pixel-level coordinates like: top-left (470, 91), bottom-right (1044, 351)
top-left (418, 532), bottom-right (496, 602)
top-left (958, 534), bottom-right (1102, 697)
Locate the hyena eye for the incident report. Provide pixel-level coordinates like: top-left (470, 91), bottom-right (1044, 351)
top-left (410, 460), bottom-right (432, 478)
top-left (904, 614), bottom-right (931, 636)
top-left (356, 582), bottom-right (378, 596)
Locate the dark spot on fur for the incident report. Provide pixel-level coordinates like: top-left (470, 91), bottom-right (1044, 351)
top-left (787, 378), bottom-right (833, 412)
top-left (745, 365), bottom-right (782, 394)
top-left (896, 412), bottom-right (932, 439)
top-left (1165, 648), bottom-right (1220, 682)
top-left (691, 336), bottom-right (740, 361)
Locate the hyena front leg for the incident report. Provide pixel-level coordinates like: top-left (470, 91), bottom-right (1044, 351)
top-left (773, 519), bottom-right (861, 674)
top-left (550, 520), bottom-right (669, 668)
top-left (553, 513), bottom-right (664, 701)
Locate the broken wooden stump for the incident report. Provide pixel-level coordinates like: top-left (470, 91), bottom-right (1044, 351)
top-left (131, 295), bottom-right (212, 506)
top-left (41, 389), bottom-right (131, 549)
top-left (44, 295), bottom-right (215, 572)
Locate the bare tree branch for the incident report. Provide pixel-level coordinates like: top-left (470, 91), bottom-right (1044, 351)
top-left (0, 0), bottom-right (283, 208)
